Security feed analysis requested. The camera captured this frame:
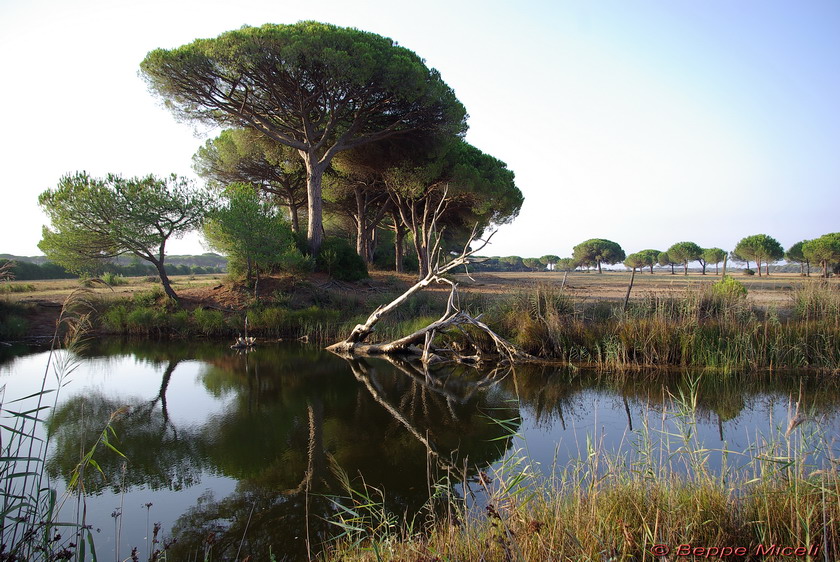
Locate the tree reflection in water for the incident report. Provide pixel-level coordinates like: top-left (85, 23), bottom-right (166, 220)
top-left (43, 342), bottom-right (840, 560)
top-left (46, 343), bottom-right (518, 560)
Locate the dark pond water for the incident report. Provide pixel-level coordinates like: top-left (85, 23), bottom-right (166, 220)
top-left (2, 341), bottom-right (839, 560)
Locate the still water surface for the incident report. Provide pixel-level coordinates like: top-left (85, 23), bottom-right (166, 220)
top-left (1, 341), bottom-right (839, 560)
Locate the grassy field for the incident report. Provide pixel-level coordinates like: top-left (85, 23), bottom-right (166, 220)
top-left (0, 269), bottom-right (818, 308)
top-left (453, 269), bottom-right (813, 309)
top-left (0, 273), bottom-right (225, 303)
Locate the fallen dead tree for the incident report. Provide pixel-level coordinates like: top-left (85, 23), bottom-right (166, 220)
top-left (327, 225), bottom-right (539, 365)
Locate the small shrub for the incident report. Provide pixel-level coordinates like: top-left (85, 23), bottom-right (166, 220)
top-left (743, 268), bottom-right (755, 276)
top-left (102, 272), bottom-right (128, 286)
top-left (710, 275), bottom-right (747, 299)
top-left (315, 238), bottom-right (368, 282)
top-left (133, 286), bottom-right (165, 307)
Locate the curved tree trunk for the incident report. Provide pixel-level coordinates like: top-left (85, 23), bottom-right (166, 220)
top-left (147, 252), bottom-right (179, 302)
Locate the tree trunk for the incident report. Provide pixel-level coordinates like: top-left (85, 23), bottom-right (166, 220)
top-left (623, 267), bottom-right (636, 312)
top-left (765, 262), bottom-right (770, 276)
top-left (756, 259), bottom-right (762, 276)
top-left (288, 201), bottom-right (300, 233)
top-left (153, 259), bottom-right (179, 302)
top-left (683, 261), bottom-right (688, 275)
top-left (597, 261), bottom-right (602, 274)
top-left (394, 215), bottom-right (405, 274)
top-left (670, 264), bottom-right (675, 275)
top-left (300, 152), bottom-right (328, 255)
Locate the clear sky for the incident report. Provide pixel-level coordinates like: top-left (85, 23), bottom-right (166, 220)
top-left (1, 0), bottom-right (838, 260)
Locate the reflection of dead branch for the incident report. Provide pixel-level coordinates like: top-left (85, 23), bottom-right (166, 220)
top-left (381, 355), bottom-right (509, 405)
top-left (328, 223), bottom-right (538, 365)
top-left (347, 358), bottom-right (459, 471)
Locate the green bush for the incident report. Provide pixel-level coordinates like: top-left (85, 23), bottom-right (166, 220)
top-left (710, 275), bottom-right (747, 299)
top-left (101, 304), bottom-right (130, 332)
top-left (133, 286), bottom-right (165, 307)
top-left (125, 307), bottom-right (167, 335)
top-left (192, 308), bottom-right (226, 336)
top-left (743, 268), bottom-right (755, 276)
top-left (315, 238), bottom-right (368, 282)
top-left (102, 272), bottom-right (128, 286)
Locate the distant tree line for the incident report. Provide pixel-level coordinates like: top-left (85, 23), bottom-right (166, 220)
top-left (469, 232), bottom-right (840, 277)
top-left (0, 255), bottom-right (226, 281)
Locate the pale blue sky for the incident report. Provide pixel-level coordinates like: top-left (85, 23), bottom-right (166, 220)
top-left (1, 0), bottom-right (837, 259)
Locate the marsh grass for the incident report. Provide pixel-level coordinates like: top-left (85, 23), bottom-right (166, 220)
top-left (492, 280), bottom-right (840, 372)
top-left (0, 283), bottom-right (37, 294)
top-left (327, 373), bottom-right (840, 561)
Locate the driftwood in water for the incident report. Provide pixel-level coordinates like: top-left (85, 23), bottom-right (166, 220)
top-left (327, 226), bottom-right (537, 365)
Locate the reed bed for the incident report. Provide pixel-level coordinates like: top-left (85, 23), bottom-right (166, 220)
top-left (326, 379), bottom-right (840, 561)
top-left (491, 279), bottom-right (840, 372)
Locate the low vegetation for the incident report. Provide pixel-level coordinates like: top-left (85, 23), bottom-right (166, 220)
top-left (490, 277), bottom-right (840, 372)
top-left (326, 401), bottom-right (840, 560)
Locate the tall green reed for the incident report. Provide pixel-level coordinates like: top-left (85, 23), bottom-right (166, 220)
top-left (1, 287), bottom-right (127, 560)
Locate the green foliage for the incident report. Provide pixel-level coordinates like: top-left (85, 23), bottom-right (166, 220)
top-left (194, 128), bottom-right (308, 233)
top-left (141, 21), bottom-right (468, 253)
top-left (522, 258), bottom-right (543, 270)
top-left (703, 247), bottom-right (727, 268)
top-left (666, 241), bottom-right (702, 273)
top-left (101, 272), bottom-right (127, 286)
top-left (733, 234), bottom-right (784, 273)
top-left (38, 172), bottom-right (212, 300)
top-left (792, 282), bottom-right (840, 321)
top-left (315, 238), bottom-right (368, 282)
top-left (0, 258), bottom-right (75, 280)
top-left (192, 308), bottom-right (226, 336)
top-left (572, 239), bottom-right (625, 273)
top-left (555, 258), bottom-right (577, 272)
top-left (539, 255), bottom-right (559, 267)
top-left (204, 184), bottom-right (308, 281)
top-left (802, 232), bottom-right (840, 277)
top-left (623, 252), bottom-right (646, 270)
top-left (710, 275), bottom-right (747, 300)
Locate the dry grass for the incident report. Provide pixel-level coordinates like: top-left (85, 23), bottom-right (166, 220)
top-left (326, 385), bottom-right (840, 561)
top-left (453, 270), bottom-right (811, 309)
